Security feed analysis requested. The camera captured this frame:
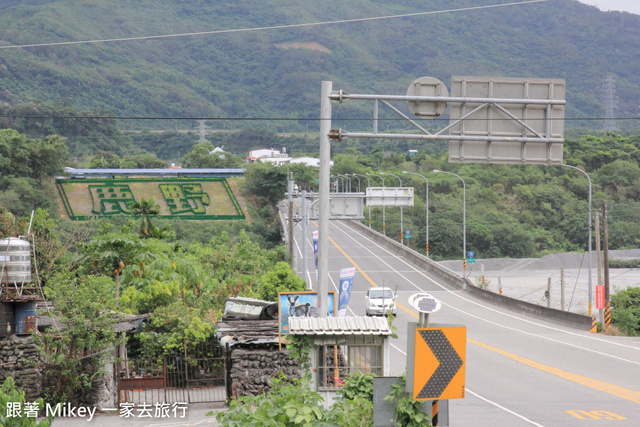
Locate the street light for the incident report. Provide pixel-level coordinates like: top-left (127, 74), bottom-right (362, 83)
top-left (560, 164), bottom-right (593, 316)
top-left (367, 173), bottom-right (386, 236)
top-left (381, 172), bottom-right (404, 245)
top-left (433, 170), bottom-right (466, 277)
top-left (403, 171), bottom-right (429, 257)
top-left (354, 174), bottom-right (372, 228)
top-left (350, 174), bottom-right (360, 193)
top-left (339, 174), bottom-right (352, 192)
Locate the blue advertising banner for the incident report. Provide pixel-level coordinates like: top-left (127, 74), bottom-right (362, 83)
top-left (278, 291), bottom-right (336, 334)
top-left (338, 267), bottom-right (356, 317)
top-left (313, 231), bottom-right (319, 269)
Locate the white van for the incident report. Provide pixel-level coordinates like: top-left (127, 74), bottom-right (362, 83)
top-left (365, 287), bottom-right (397, 316)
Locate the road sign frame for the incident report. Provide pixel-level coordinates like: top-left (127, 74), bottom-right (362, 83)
top-left (406, 323), bottom-right (466, 401)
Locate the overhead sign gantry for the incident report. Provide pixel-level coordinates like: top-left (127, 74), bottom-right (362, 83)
top-left (316, 76), bottom-right (566, 317)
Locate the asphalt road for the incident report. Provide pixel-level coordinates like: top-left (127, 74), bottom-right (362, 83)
top-left (292, 218), bottom-right (640, 426)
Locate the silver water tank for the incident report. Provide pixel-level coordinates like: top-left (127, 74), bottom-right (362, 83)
top-left (0, 238), bottom-right (32, 285)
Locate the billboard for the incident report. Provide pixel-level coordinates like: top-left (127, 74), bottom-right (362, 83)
top-left (448, 76), bottom-right (566, 165)
top-left (366, 187), bottom-right (414, 207)
top-left (278, 291), bottom-right (336, 334)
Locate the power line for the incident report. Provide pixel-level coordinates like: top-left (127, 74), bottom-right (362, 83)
top-left (0, 1), bottom-right (550, 50)
top-left (1, 114), bottom-right (638, 121)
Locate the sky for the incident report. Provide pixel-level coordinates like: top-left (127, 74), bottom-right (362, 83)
top-left (577, 0), bottom-right (640, 15)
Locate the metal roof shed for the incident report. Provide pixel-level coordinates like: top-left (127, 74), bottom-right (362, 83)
top-left (289, 316), bottom-right (392, 407)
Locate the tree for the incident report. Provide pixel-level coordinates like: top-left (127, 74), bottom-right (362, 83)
top-left (130, 198), bottom-right (160, 238)
top-left (257, 261), bottom-right (306, 301)
top-left (181, 142), bottom-right (243, 168)
top-left (80, 232), bottom-right (152, 307)
top-left (88, 152), bottom-right (123, 169)
top-left (243, 162), bottom-right (287, 207)
top-left (0, 130), bottom-right (69, 217)
top-left (34, 272), bottom-right (123, 405)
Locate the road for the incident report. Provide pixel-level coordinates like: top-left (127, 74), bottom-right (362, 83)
top-left (292, 217), bottom-right (640, 426)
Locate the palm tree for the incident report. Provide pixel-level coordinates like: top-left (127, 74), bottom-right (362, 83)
top-left (130, 198), bottom-right (160, 238)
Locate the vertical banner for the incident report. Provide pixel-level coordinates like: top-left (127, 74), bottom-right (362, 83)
top-left (313, 230), bottom-right (319, 278)
top-left (338, 267), bottom-right (356, 317)
top-left (596, 285), bottom-right (605, 309)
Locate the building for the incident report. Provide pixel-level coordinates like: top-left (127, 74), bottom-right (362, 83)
top-left (246, 148), bottom-right (291, 166)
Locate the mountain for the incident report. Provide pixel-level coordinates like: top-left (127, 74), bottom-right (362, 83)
top-left (0, 0), bottom-right (638, 132)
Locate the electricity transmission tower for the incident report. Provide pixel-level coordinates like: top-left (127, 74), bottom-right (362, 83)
top-left (197, 120), bottom-right (209, 143)
top-left (603, 75), bottom-right (618, 132)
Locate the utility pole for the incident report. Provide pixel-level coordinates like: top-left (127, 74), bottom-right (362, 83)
top-left (595, 211), bottom-right (603, 324)
top-left (288, 175), bottom-right (295, 269)
top-left (603, 202), bottom-right (611, 329)
top-left (301, 190), bottom-right (310, 290)
top-left (317, 81), bottom-right (332, 318)
top-left (546, 278), bottom-right (551, 309)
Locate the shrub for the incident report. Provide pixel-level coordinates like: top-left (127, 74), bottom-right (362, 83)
top-left (0, 377), bottom-right (54, 426)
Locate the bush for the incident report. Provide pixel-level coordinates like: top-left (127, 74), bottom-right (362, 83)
top-left (216, 375), bottom-right (326, 426)
top-left (0, 377), bottom-right (54, 426)
top-left (610, 287), bottom-right (640, 336)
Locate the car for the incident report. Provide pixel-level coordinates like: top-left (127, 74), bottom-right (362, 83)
top-left (365, 287), bottom-right (397, 316)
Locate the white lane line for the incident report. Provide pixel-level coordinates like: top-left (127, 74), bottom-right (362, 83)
top-left (391, 343), bottom-right (406, 356)
top-left (331, 221), bottom-right (640, 361)
top-left (465, 389), bottom-right (545, 427)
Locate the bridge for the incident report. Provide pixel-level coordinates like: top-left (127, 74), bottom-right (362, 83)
top-left (287, 214), bottom-right (640, 426)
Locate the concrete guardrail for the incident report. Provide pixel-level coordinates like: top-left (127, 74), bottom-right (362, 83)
top-left (348, 220), bottom-right (593, 331)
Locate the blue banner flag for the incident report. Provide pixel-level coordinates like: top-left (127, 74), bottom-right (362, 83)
top-left (313, 231), bottom-right (319, 278)
top-left (338, 267), bottom-right (356, 317)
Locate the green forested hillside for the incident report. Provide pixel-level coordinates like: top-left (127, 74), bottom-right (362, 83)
top-left (0, 0), bottom-right (638, 132)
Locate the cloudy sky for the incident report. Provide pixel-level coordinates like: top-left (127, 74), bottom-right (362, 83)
top-left (577, 0), bottom-right (640, 15)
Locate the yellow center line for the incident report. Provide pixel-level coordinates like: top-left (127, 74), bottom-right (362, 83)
top-left (328, 235), bottom-right (417, 318)
top-left (325, 229), bottom-right (640, 403)
top-left (468, 338), bottom-right (640, 403)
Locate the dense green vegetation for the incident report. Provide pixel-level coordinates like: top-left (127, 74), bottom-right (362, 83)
top-left (610, 287), bottom-right (640, 336)
top-left (0, 0), bottom-right (638, 132)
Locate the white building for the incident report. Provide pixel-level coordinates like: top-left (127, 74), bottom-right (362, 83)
top-left (247, 148), bottom-right (291, 166)
top-left (246, 150), bottom-right (332, 168)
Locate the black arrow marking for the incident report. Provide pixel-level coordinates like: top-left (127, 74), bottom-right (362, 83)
top-left (418, 329), bottom-right (463, 398)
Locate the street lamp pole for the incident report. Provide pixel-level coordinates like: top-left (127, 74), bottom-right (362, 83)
top-left (354, 174), bottom-right (372, 228)
top-left (403, 171), bottom-right (429, 257)
top-left (560, 164), bottom-right (593, 316)
top-left (340, 175), bottom-right (351, 192)
top-left (367, 173), bottom-right (385, 235)
top-left (350, 174), bottom-right (360, 193)
top-left (381, 172), bottom-right (403, 245)
top-left (434, 170), bottom-right (466, 277)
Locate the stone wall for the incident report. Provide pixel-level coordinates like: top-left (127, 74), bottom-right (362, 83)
top-left (0, 335), bottom-right (43, 401)
top-left (229, 346), bottom-right (301, 397)
top-left (0, 335), bottom-right (116, 407)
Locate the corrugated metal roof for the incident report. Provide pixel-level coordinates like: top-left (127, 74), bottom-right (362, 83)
top-left (64, 167), bottom-right (245, 174)
top-left (216, 320), bottom-right (280, 347)
top-left (289, 316), bottom-right (392, 335)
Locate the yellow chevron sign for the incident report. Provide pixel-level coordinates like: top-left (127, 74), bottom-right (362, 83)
top-left (413, 327), bottom-right (466, 400)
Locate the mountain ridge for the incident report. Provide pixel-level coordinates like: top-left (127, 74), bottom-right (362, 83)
top-left (0, 0), bottom-right (638, 131)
